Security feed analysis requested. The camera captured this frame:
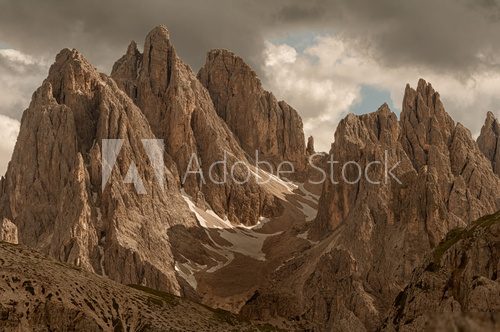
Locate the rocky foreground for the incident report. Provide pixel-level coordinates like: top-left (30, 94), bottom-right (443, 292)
top-left (0, 241), bottom-right (279, 331)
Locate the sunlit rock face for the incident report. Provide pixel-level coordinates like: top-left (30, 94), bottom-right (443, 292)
top-left (198, 49), bottom-right (306, 172)
top-left (0, 46), bottom-right (199, 295)
top-left (112, 26), bottom-right (281, 227)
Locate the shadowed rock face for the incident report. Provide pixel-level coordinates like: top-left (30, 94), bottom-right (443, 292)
top-left (381, 212), bottom-right (500, 332)
top-left (242, 80), bottom-right (500, 331)
top-left (0, 48), bottom-right (198, 295)
top-left (112, 26), bottom-right (279, 226)
top-left (306, 136), bottom-right (315, 156)
top-left (478, 111), bottom-right (500, 176)
top-left (197, 49), bottom-right (306, 171)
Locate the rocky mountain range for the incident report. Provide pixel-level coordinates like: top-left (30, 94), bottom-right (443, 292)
top-left (0, 25), bottom-right (498, 331)
top-left (478, 111), bottom-right (500, 177)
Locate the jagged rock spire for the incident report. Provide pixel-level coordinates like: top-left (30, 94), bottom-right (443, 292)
top-left (198, 49), bottom-right (307, 171)
top-left (478, 111), bottom-right (500, 176)
top-left (111, 26), bottom-right (279, 226)
top-left (247, 81), bottom-right (500, 331)
top-left (306, 136), bottom-right (315, 155)
top-left (400, 78), bottom-right (455, 170)
top-left (0, 46), bottom-right (198, 294)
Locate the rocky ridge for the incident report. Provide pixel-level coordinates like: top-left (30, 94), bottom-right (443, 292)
top-left (111, 26), bottom-right (281, 226)
top-left (381, 211), bottom-right (500, 331)
top-left (242, 80), bottom-right (500, 331)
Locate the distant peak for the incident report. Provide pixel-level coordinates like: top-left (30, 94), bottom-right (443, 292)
top-left (202, 48), bottom-right (257, 81)
top-left (126, 41), bottom-right (139, 55)
top-left (55, 48), bottom-right (84, 63)
top-left (207, 48), bottom-right (237, 58)
top-left (306, 136), bottom-right (315, 155)
top-left (416, 78), bottom-right (437, 98)
top-left (146, 25), bottom-right (171, 43)
top-left (377, 102), bottom-right (391, 114)
top-left (486, 111), bottom-right (498, 122)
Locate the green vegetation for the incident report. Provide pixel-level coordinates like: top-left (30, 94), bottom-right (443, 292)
top-left (212, 308), bottom-right (239, 326)
top-left (127, 284), bottom-right (180, 306)
top-left (127, 284), bottom-right (284, 330)
top-left (430, 211), bottom-right (500, 270)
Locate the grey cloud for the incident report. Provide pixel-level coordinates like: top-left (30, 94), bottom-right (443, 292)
top-left (1, 0), bottom-right (499, 77)
top-left (1, 0), bottom-right (500, 146)
top-left (0, 0), bottom-right (273, 72)
top-left (0, 51), bottom-right (47, 119)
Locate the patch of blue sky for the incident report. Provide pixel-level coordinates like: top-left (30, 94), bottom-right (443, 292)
top-left (350, 85), bottom-right (399, 116)
top-left (270, 29), bottom-right (331, 53)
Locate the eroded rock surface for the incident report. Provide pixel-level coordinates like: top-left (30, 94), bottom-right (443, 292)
top-left (242, 80), bottom-right (500, 331)
top-left (478, 111), bottom-right (500, 176)
top-left (0, 218), bottom-right (17, 244)
top-left (0, 242), bottom-right (270, 331)
top-left (0, 48), bottom-right (197, 294)
top-left (198, 49), bottom-right (306, 171)
top-left (381, 212), bottom-right (500, 332)
top-left (112, 27), bottom-right (279, 226)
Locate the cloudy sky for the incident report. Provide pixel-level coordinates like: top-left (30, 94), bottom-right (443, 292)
top-left (1, 0), bottom-right (500, 174)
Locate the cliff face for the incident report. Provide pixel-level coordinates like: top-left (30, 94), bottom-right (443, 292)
top-left (242, 80), bottom-right (500, 331)
top-left (0, 26), bottom-right (312, 310)
top-left (112, 27), bottom-right (279, 226)
top-left (478, 111), bottom-right (500, 176)
top-left (198, 49), bottom-right (306, 171)
top-left (381, 212), bottom-right (500, 332)
top-left (0, 48), bottom-right (198, 295)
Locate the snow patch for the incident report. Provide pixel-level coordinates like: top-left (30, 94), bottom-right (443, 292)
top-left (249, 167), bottom-right (298, 199)
top-left (298, 201), bottom-right (317, 222)
top-left (275, 255), bottom-right (296, 272)
top-left (297, 230), bottom-right (319, 244)
top-left (175, 262), bottom-right (197, 290)
top-left (181, 189), bottom-right (282, 272)
top-left (297, 183), bottom-right (320, 202)
top-left (98, 244), bottom-right (106, 277)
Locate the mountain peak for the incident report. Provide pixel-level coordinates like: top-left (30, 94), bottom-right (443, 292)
top-left (486, 110), bottom-right (498, 123)
top-left (52, 48), bottom-right (95, 73)
top-left (198, 48), bottom-right (306, 170)
top-left (416, 78), bottom-right (436, 97)
top-left (145, 25), bottom-right (171, 45)
top-left (203, 48), bottom-right (259, 82)
top-left (126, 40), bottom-right (139, 55)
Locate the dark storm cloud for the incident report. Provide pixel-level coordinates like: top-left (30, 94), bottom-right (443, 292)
top-left (0, 0), bottom-right (499, 75)
top-left (0, 0), bottom-right (274, 72)
top-left (271, 0), bottom-right (500, 75)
